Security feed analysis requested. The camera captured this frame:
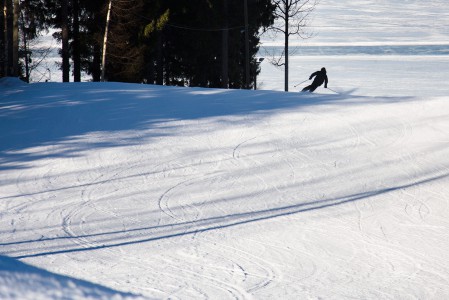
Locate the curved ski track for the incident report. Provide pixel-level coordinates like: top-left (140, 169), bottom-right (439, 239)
top-left (2, 95), bottom-right (449, 299)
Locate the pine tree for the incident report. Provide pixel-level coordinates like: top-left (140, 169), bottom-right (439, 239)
top-left (14, 0), bottom-right (275, 85)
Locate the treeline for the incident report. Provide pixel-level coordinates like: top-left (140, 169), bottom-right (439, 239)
top-left (1, 0), bottom-right (275, 88)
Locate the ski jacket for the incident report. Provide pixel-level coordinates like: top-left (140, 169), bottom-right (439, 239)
top-left (309, 70), bottom-right (328, 88)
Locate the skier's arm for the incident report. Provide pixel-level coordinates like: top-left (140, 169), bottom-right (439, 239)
top-left (309, 71), bottom-right (319, 80)
top-left (324, 75), bottom-right (328, 88)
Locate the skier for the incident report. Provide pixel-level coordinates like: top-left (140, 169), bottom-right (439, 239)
top-left (302, 67), bottom-right (328, 92)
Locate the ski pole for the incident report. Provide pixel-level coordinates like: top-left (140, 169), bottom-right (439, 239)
top-left (326, 87), bottom-right (339, 93)
top-left (294, 79), bottom-right (309, 88)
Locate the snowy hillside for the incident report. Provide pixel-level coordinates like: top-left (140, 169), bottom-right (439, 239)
top-left (0, 254), bottom-right (145, 300)
top-left (262, 0), bottom-right (449, 47)
top-left (1, 76), bottom-right (449, 299)
top-left (258, 0), bottom-right (449, 93)
top-left (3, 0), bottom-right (449, 297)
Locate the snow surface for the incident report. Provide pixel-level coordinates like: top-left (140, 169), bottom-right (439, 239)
top-left (2, 69), bottom-right (449, 299)
top-left (0, 254), bottom-right (145, 300)
top-left (2, 0), bottom-right (449, 299)
top-left (258, 0), bottom-right (449, 94)
top-left (263, 0), bottom-right (449, 47)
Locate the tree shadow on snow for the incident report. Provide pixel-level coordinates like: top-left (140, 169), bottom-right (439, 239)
top-left (0, 81), bottom-right (412, 171)
top-left (0, 255), bottom-right (144, 299)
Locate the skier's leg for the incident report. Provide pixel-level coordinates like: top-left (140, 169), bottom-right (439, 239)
top-left (302, 85), bottom-right (311, 92)
top-left (309, 85), bottom-right (318, 92)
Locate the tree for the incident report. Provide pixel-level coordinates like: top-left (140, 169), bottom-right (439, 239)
top-left (72, 0), bottom-right (80, 81)
top-left (44, 0), bottom-right (84, 82)
top-left (148, 0), bottom-right (274, 88)
top-left (1, 0), bottom-right (22, 77)
top-left (12, 0), bottom-right (18, 75)
top-left (221, 0), bottom-right (229, 88)
top-left (61, 0), bottom-right (69, 82)
top-left (78, 0), bottom-right (108, 81)
top-left (243, 0), bottom-right (249, 88)
top-left (1, 0), bottom-right (12, 76)
top-left (19, 0), bottom-right (52, 82)
top-left (100, 0), bottom-right (111, 82)
top-left (45, 0), bottom-right (71, 81)
top-left (6, 0), bottom-right (275, 86)
top-left (101, 0), bottom-right (146, 82)
top-left (269, 0), bottom-right (318, 91)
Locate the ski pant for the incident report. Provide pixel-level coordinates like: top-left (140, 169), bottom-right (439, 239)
top-left (302, 84), bottom-right (319, 92)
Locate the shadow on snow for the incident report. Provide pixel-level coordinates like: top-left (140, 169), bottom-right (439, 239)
top-left (0, 80), bottom-right (411, 171)
top-left (0, 254), bottom-right (143, 299)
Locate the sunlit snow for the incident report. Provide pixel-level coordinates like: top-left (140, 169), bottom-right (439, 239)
top-left (2, 0), bottom-right (449, 299)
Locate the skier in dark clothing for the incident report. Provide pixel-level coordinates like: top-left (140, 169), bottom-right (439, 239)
top-left (302, 67), bottom-right (328, 92)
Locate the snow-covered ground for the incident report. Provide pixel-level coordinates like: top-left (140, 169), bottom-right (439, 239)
top-left (0, 253), bottom-right (144, 300)
top-left (2, 1), bottom-right (449, 299)
top-left (2, 70), bottom-right (449, 299)
top-left (263, 0), bottom-right (449, 47)
top-left (259, 0), bottom-right (449, 94)
top-left (258, 55), bottom-right (449, 96)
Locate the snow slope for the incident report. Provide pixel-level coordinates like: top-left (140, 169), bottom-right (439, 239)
top-left (3, 0), bottom-right (449, 297)
top-left (258, 0), bottom-right (449, 94)
top-left (0, 254), bottom-right (145, 300)
top-left (1, 76), bottom-right (449, 299)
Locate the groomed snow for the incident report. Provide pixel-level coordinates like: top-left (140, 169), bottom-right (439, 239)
top-left (1, 72), bottom-right (449, 298)
top-left (3, 0), bottom-right (449, 298)
top-left (263, 0), bottom-right (449, 47)
top-left (0, 254), bottom-right (145, 300)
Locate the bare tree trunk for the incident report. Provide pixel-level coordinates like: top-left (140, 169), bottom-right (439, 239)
top-left (284, 1), bottom-right (288, 92)
top-left (155, 33), bottom-right (163, 85)
top-left (268, 0), bottom-right (318, 92)
top-left (3, 0), bottom-right (9, 76)
top-left (20, 9), bottom-right (29, 82)
top-left (221, 0), bottom-right (228, 89)
top-left (92, 43), bottom-right (101, 81)
top-left (101, 0), bottom-right (112, 82)
top-left (243, 0), bottom-right (250, 89)
top-left (73, 0), bottom-right (80, 82)
top-left (61, 0), bottom-right (69, 82)
top-left (12, 0), bottom-right (18, 76)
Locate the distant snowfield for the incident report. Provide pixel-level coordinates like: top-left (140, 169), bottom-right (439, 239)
top-left (258, 55), bottom-right (449, 96)
top-left (259, 0), bottom-right (449, 93)
top-left (33, 0), bottom-right (449, 85)
top-left (263, 0), bottom-right (449, 47)
top-left (1, 71), bottom-right (449, 298)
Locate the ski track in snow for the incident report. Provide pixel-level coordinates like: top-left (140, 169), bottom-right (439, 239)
top-left (2, 78), bottom-right (449, 299)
